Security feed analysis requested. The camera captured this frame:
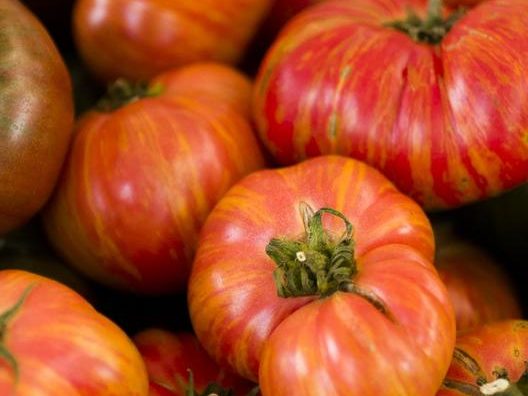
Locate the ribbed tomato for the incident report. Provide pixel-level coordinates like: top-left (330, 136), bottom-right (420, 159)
top-left (188, 156), bottom-right (456, 395)
top-left (254, 0), bottom-right (528, 210)
top-left (437, 320), bottom-right (528, 395)
top-left (73, 0), bottom-right (273, 82)
top-left (0, 0), bottom-right (73, 235)
top-left (436, 239), bottom-right (521, 334)
top-left (43, 63), bottom-right (265, 294)
top-left (134, 329), bottom-right (256, 396)
top-left (0, 269), bottom-right (148, 395)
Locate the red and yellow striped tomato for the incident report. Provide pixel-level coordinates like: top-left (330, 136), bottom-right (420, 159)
top-left (254, 0), bottom-right (528, 210)
top-left (73, 0), bottom-right (273, 82)
top-left (0, 269), bottom-right (148, 395)
top-left (436, 240), bottom-right (521, 334)
top-left (188, 155), bottom-right (456, 395)
top-left (134, 329), bottom-right (255, 396)
top-left (437, 320), bottom-right (528, 395)
top-left (43, 63), bottom-right (265, 294)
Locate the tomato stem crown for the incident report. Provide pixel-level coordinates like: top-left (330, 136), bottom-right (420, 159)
top-left (0, 285), bottom-right (33, 382)
top-left (96, 79), bottom-right (163, 112)
top-left (385, 0), bottom-right (465, 45)
top-left (266, 203), bottom-right (356, 298)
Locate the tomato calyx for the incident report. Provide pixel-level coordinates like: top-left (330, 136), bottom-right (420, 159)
top-left (385, 0), bottom-right (465, 44)
top-left (0, 285), bottom-right (33, 382)
top-left (96, 79), bottom-right (163, 112)
top-left (182, 370), bottom-right (260, 396)
top-left (443, 348), bottom-right (528, 395)
top-left (266, 202), bottom-right (356, 298)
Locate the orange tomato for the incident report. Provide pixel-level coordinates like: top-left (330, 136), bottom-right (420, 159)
top-left (0, 270), bottom-right (148, 395)
top-left (73, 0), bottom-right (273, 82)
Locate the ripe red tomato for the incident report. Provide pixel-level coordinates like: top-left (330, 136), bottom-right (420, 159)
top-left (188, 155), bottom-right (456, 394)
top-left (254, 0), bottom-right (528, 210)
top-left (43, 63), bottom-right (265, 294)
top-left (0, 269), bottom-right (148, 395)
top-left (436, 239), bottom-right (521, 333)
top-left (73, 0), bottom-right (273, 82)
top-left (437, 320), bottom-right (528, 395)
top-left (0, 0), bottom-right (73, 235)
top-left (134, 329), bottom-right (256, 396)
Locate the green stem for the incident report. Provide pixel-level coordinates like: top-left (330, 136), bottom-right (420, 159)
top-left (183, 370), bottom-right (260, 396)
top-left (0, 286), bottom-right (33, 382)
top-left (427, 0), bottom-right (443, 22)
top-left (96, 79), bottom-right (163, 112)
top-left (266, 203), bottom-right (356, 298)
top-left (384, 0), bottom-right (466, 45)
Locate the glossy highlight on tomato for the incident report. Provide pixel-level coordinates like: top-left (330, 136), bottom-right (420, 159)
top-left (43, 63), bottom-right (265, 294)
top-left (189, 155), bottom-right (456, 395)
top-left (0, 269), bottom-right (148, 395)
top-left (254, 0), bottom-right (528, 210)
top-left (73, 0), bottom-right (274, 82)
top-left (438, 320), bottom-right (528, 395)
top-left (0, 0), bottom-right (73, 235)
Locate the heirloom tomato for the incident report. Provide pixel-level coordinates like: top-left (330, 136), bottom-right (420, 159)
top-left (437, 320), bottom-right (528, 395)
top-left (188, 155), bottom-right (456, 395)
top-left (134, 329), bottom-right (255, 396)
top-left (0, 0), bottom-right (74, 235)
top-left (73, 0), bottom-right (273, 82)
top-left (254, 0), bottom-right (528, 210)
top-left (435, 239), bottom-right (521, 333)
top-left (0, 269), bottom-right (148, 395)
top-left (43, 63), bottom-right (265, 294)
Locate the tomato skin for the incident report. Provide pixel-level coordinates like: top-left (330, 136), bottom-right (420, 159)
top-left (445, 0), bottom-right (483, 7)
top-left (437, 320), bottom-right (528, 395)
top-left (254, 0), bottom-right (528, 210)
top-left (188, 155), bottom-right (455, 394)
top-left (0, 0), bottom-right (73, 235)
top-left (436, 241), bottom-right (521, 334)
top-left (43, 64), bottom-right (265, 294)
top-left (134, 329), bottom-right (255, 396)
top-left (0, 269), bottom-right (148, 395)
top-left (73, 0), bottom-right (273, 82)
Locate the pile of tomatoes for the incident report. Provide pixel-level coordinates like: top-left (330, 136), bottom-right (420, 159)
top-left (1, 0), bottom-right (528, 395)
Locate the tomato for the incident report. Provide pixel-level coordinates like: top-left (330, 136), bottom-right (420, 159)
top-left (437, 320), bottom-right (528, 395)
top-left (134, 329), bottom-right (256, 396)
top-left (435, 238), bottom-right (521, 333)
top-left (73, 0), bottom-right (273, 82)
top-left (253, 0), bottom-right (528, 210)
top-left (0, 269), bottom-right (148, 395)
top-left (43, 63), bottom-right (265, 294)
top-left (188, 155), bottom-right (456, 394)
top-left (0, 0), bottom-right (74, 235)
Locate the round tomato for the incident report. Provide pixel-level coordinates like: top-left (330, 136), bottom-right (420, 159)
top-left (43, 63), bottom-right (265, 294)
top-left (437, 320), bottom-right (528, 395)
top-left (0, 269), bottom-right (148, 395)
top-left (254, 0), bottom-right (528, 210)
top-left (134, 329), bottom-right (256, 396)
top-left (0, 0), bottom-right (74, 235)
top-left (73, 0), bottom-right (273, 82)
top-left (435, 238), bottom-right (521, 333)
top-left (188, 155), bottom-right (456, 394)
